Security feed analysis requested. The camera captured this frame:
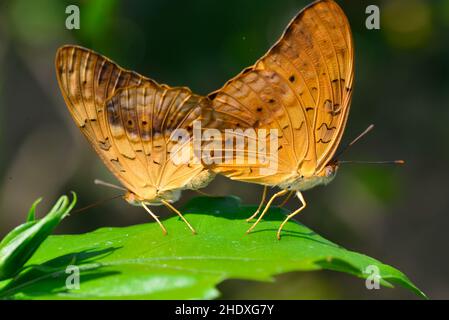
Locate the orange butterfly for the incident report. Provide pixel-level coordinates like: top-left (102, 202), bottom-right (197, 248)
top-left (55, 46), bottom-right (216, 235)
top-left (205, 0), bottom-right (355, 239)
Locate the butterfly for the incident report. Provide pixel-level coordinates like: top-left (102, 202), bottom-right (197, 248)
top-left (204, 0), bottom-right (355, 239)
top-left (55, 45), bottom-right (217, 235)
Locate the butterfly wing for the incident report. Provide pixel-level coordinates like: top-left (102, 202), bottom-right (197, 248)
top-left (207, 0), bottom-right (354, 183)
top-left (104, 84), bottom-right (214, 199)
top-left (56, 46), bottom-right (213, 201)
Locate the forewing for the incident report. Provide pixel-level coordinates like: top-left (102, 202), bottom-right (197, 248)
top-left (56, 45), bottom-right (212, 199)
top-left (208, 0), bottom-right (354, 182)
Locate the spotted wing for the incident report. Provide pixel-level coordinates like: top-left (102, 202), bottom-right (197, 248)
top-left (207, 0), bottom-right (354, 183)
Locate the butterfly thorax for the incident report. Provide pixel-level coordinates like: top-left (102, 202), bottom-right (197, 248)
top-left (278, 164), bottom-right (338, 192)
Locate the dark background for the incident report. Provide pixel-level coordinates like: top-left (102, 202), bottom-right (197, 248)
top-left (0, 0), bottom-right (448, 299)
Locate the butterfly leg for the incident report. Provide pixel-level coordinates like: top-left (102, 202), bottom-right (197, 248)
top-left (277, 191), bottom-right (306, 240)
top-left (246, 189), bottom-right (289, 234)
top-left (161, 199), bottom-right (197, 235)
top-left (278, 190), bottom-right (294, 208)
top-left (142, 203), bottom-right (167, 235)
top-left (246, 186), bottom-right (268, 222)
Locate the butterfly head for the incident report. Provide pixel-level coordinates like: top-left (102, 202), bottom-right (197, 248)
top-left (316, 162), bottom-right (339, 185)
top-left (124, 189), bottom-right (181, 206)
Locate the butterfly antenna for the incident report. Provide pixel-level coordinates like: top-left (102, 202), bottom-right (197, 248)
top-left (94, 179), bottom-right (127, 191)
top-left (71, 194), bottom-right (123, 214)
top-left (333, 124), bottom-right (375, 161)
top-left (338, 160), bottom-right (405, 165)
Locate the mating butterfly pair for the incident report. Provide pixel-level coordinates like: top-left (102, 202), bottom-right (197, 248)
top-left (56, 0), bottom-right (353, 239)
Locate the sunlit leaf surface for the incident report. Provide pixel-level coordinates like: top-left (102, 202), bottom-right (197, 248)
top-left (0, 196), bottom-right (425, 299)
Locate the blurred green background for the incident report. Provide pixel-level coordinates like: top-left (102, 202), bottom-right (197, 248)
top-left (0, 0), bottom-right (448, 299)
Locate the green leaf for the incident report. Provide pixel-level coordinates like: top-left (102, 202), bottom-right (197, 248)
top-left (26, 198), bottom-right (41, 222)
top-left (0, 193), bottom-right (77, 280)
top-left (0, 196), bottom-right (425, 299)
